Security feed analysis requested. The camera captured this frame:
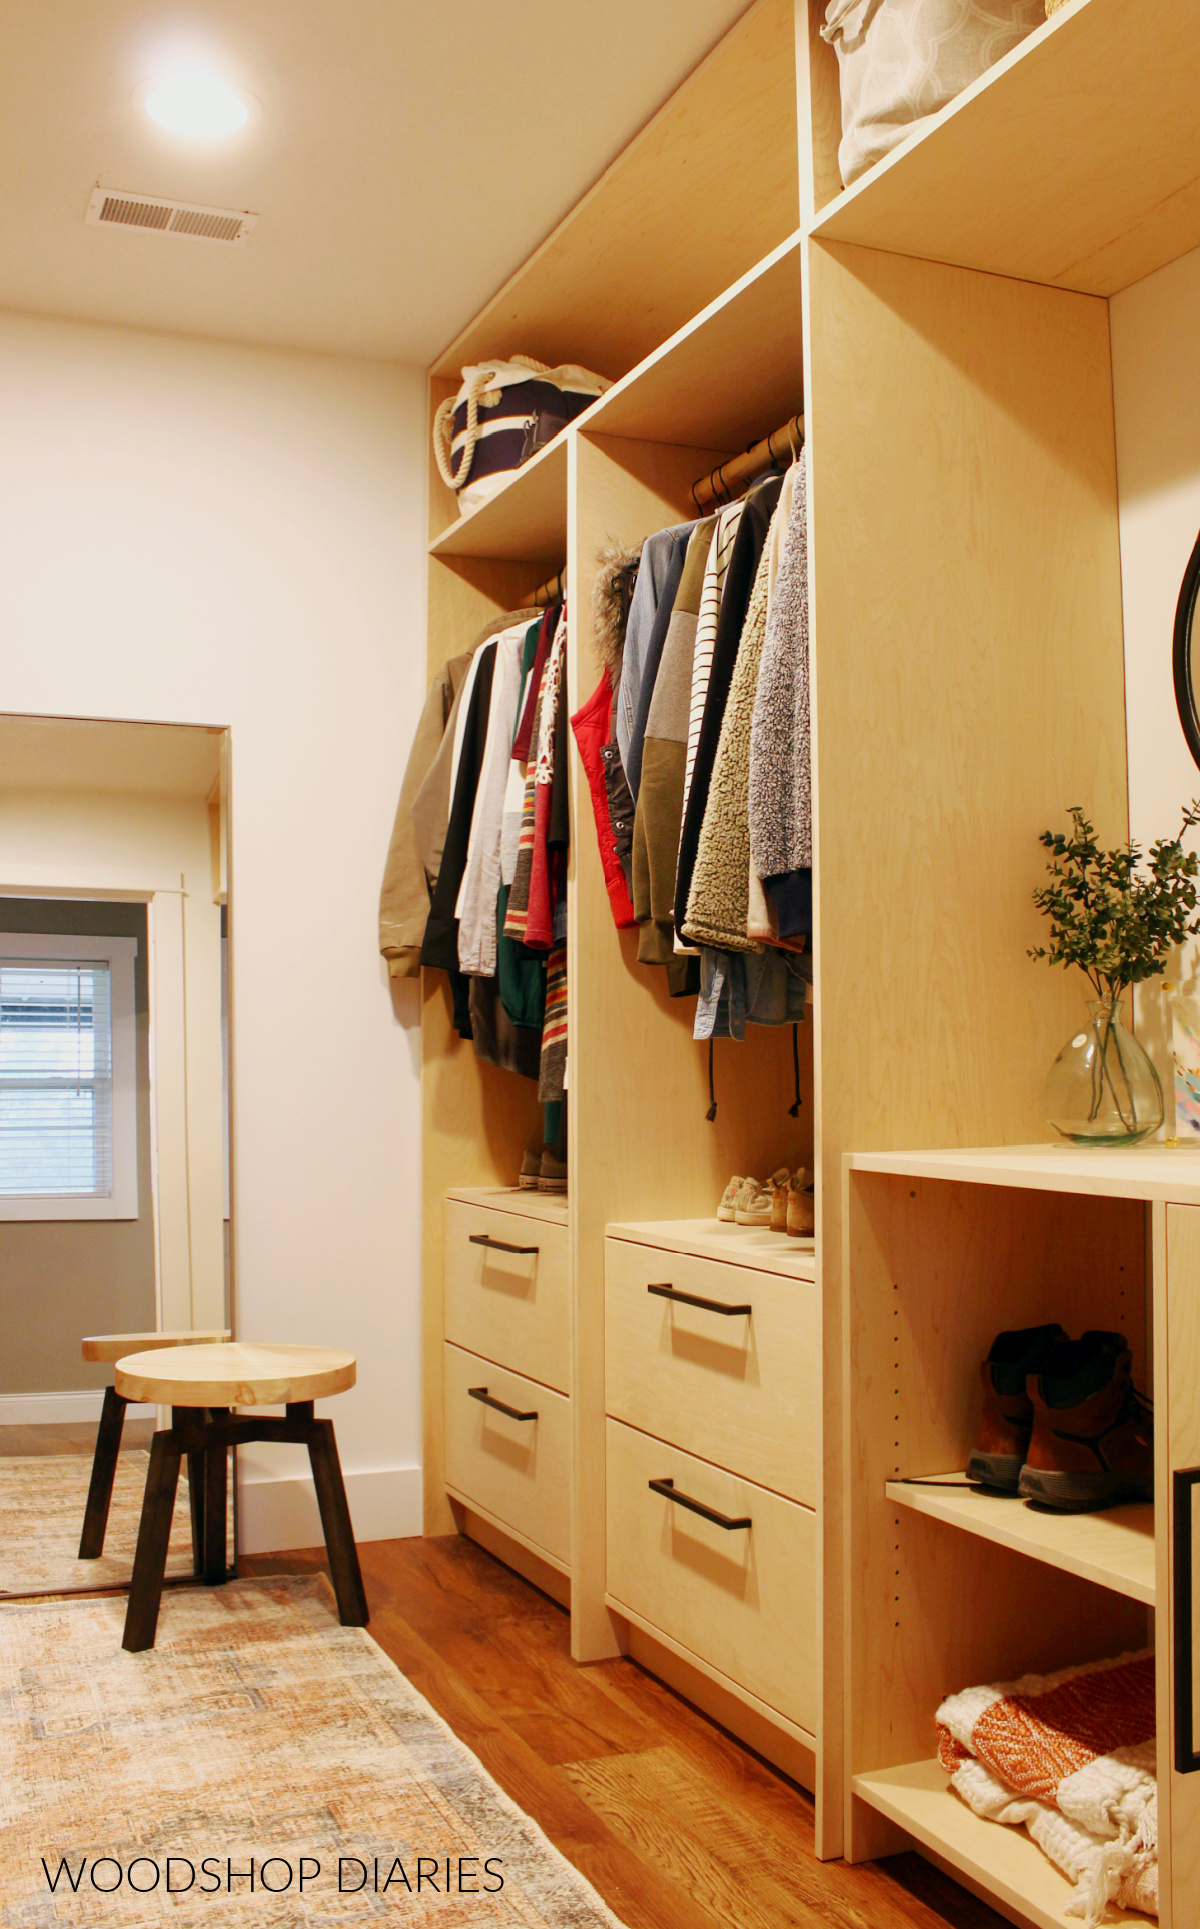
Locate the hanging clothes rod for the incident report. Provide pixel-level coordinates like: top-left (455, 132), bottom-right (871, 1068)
top-left (691, 412), bottom-right (805, 513)
top-left (531, 567), bottom-right (566, 608)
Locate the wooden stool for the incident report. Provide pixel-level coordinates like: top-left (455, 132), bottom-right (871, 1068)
top-left (78, 1329), bottom-right (230, 1564)
top-left (114, 1342), bottom-right (367, 1652)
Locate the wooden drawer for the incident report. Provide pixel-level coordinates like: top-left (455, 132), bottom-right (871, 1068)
top-left (445, 1197), bottom-right (570, 1394)
top-left (444, 1343), bottom-right (570, 1565)
top-left (605, 1236), bottom-right (816, 1502)
top-left (605, 1419), bottom-right (815, 1733)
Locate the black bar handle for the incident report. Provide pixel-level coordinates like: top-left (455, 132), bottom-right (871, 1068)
top-left (470, 1233), bottom-right (539, 1256)
top-left (647, 1282), bottom-right (752, 1317)
top-left (469, 1386), bottom-right (538, 1423)
top-left (649, 1476), bottom-right (751, 1531)
top-left (1176, 1466), bottom-right (1200, 1773)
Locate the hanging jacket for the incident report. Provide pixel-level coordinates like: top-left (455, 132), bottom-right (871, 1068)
top-left (420, 641), bottom-right (497, 986)
top-left (631, 516), bottom-right (716, 968)
top-left (455, 624), bottom-right (526, 976)
top-left (682, 497), bottom-right (781, 952)
top-left (616, 524), bottom-right (693, 779)
top-left (674, 472), bottom-right (783, 945)
top-left (571, 668), bottom-right (636, 928)
top-left (524, 615), bottom-right (568, 949)
top-left (749, 452), bottom-right (812, 937)
top-left (378, 651), bottom-right (471, 978)
top-left (623, 523), bottom-right (693, 799)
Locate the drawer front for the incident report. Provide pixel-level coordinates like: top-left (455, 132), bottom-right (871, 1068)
top-left (444, 1343), bottom-right (571, 1564)
top-left (445, 1199), bottom-right (570, 1393)
top-left (605, 1237), bottom-right (816, 1502)
top-left (605, 1419), bottom-right (815, 1733)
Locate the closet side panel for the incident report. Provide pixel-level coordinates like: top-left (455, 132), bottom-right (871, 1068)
top-left (568, 430), bottom-right (815, 1660)
top-left (421, 552), bottom-right (546, 1534)
top-left (805, 239), bottom-right (1128, 1849)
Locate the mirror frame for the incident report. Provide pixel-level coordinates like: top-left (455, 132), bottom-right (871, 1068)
top-left (1173, 523), bottom-right (1200, 770)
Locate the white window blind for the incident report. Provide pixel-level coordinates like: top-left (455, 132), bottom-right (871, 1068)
top-left (0, 960), bottom-right (114, 1197)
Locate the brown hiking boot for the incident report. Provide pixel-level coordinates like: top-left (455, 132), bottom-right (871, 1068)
top-left (967, 1324), bottom-right (1067, 1492)
top-left (1018, 1330), bottom-right (1153, 1512)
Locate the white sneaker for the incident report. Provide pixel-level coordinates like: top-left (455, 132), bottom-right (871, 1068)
top-left (734, 1178), bottom-right (773, 1226)
top-left (717, 1176), bottom-right (744, 1222)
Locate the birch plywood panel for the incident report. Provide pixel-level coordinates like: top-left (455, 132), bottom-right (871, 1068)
top-left (568, 428), bottom-right (816, 1662)
top-left (1165, 1205), bottom-right (1200, 1929)
top-left (431, 0), bottom-right (799, 384)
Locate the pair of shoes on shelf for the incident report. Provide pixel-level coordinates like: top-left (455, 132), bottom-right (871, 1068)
top-left (518, 1135), bottom-right (567, 1195)
top-left (968, 1324), bottom-right (1153, 1512)
top-left (717, 1169), bottom-right (814, 1236)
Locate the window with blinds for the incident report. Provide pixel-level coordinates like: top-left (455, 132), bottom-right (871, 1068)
top-left (0, 960), bottom-right (114, 1197)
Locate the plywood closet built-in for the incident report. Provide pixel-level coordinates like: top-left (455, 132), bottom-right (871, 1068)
top-left (419, 0), bottom-right (1165, 1888)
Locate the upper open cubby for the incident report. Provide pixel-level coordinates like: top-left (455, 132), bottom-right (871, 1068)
top-left (803, 0), bottom-right (1200, 297)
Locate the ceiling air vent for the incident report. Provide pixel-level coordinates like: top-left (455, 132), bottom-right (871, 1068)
top-left (85, 186), bottom-right (257, 247)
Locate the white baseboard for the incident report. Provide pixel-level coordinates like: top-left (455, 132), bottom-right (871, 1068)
top-left (0, 1390), bottom-right (155, 1426)
top-left (235, 1462), bottom-right (422, 1555)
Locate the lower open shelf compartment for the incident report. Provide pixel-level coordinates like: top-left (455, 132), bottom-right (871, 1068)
top-left (853, 1759), bottom-right (1150, 1929)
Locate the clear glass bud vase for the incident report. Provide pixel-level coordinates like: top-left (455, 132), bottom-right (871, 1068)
top-left (1042, 993), bottom-right (1163, 1146)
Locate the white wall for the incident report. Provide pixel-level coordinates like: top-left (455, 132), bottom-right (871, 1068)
top-left (0, 311), bottom-right (427, 1548)
top-left (1112, 247), bottom-right (1200, 1118)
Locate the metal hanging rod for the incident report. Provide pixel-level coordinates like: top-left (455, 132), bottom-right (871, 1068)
top-left (530, 567), bottom-right (566, 608)
top-left (691, 411), bottom-right (805, 513)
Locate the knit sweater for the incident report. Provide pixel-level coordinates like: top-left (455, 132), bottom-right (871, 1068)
top-left (749, 452), bottom-right (811, 882)
top-left (682, 506), bottom-right (779, 952)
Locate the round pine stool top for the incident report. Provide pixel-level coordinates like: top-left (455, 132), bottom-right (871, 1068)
top-left (82, 1329), bottom-right (231, 1365)
top-left (114, 1342), bottom-right (356, 1408)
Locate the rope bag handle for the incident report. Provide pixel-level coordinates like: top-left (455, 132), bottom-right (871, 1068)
top-left (433, 354), bottom-right (555, 492)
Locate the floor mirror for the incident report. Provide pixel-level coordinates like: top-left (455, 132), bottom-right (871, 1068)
top-left (0, 714), bottom-right (231, 1597)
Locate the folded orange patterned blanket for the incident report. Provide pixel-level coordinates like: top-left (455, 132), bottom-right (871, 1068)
top-left (937, 1650), bottom-right (1157, 1925)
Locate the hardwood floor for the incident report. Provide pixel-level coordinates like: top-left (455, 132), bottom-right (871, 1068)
top-left (245, 1531), bottom-right (1008, 1929)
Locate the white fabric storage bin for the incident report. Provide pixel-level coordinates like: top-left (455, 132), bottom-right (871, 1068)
top-left (822, 0), bottom-right (1042, 188)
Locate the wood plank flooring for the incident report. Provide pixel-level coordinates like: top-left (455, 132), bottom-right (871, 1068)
top-left (245, 1531), bottom-right (1008, 1929)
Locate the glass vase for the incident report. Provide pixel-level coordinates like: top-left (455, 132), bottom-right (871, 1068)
top-left (1042, 993), bottom-right (1163, 1147)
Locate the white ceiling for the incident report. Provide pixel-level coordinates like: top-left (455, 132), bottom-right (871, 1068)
top-left (0, 0), bottom-right (752, 364)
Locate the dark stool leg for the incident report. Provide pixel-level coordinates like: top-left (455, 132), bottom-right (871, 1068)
top-left (203, 1408), bottom-right (229, 1585)
top-left (123, 1428), bottom-right (183, 1653)
top-left (305, 1416), bottom-right (368, 1626)
top-left (79, 1385), bottom-right (128, 1559)
top-left (186, 1450), bottom-right (206, 1577)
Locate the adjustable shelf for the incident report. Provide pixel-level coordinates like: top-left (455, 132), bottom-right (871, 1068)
top-left (807, 0), bottom-right (1200, 298)
top-left (887, 1474), bottom-right (1154, 1607)
top-left (609, 1217), bottom-right (814, 1280)
top-left (429, 433), bottom-right (567, 566)
top-left (852, 1760), bottom-right (1147, 1929)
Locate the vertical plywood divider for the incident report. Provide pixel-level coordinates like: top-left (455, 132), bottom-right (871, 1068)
top-left (421, 548), bottom-right (553, 1533)
top-left (807, 238), bottom-right (1128, 1855)
top-left (798, 0), bottom-right (844, 220)
top-left (567, 429), bottom-right (816, 1659)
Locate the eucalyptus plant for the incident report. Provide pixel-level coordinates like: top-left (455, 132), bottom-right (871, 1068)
top-left (1030, 803), bottom-right (1200, 997)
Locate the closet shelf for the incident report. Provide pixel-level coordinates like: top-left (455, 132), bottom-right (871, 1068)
top-left (583, 231), bottom-right (804, 452)
top-left (446, 1185), bottom-right (569, 1227)
top-left (810, 0), bottom-right (1200, 299)
top-left (429, 434), bottom-right (567, 565)
top-left (887, 1474), bottom-right (1154, 1607)
top-left (852, 1760), bottom-right (1147, 1929)
top-left (848, 1142), bottom-right (1200, 1206)
top-left (607, 1218), bottom-right (814, 1280)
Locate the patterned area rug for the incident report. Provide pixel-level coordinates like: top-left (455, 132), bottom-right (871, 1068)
top-left (0, 1575), bottom-right (628, 1926)
top-left (0, 1451), bottom-right (209, 1598)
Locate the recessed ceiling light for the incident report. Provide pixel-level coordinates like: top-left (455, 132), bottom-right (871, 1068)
top-left (144, 65), bottom-right (249, 138)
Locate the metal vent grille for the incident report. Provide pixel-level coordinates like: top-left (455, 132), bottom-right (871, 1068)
top-left (85, 186), bottom-right (257, 247)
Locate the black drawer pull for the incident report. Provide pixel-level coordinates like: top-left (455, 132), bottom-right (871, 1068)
top-left (648, 1282), bottom-right (752, 1317)
top-left (469, 1386), bottom-right (538, 1422)
top-left (1175, 1466), bottom-right (1200, 1773)
top-left (470, 1233), bottom-right (539, 1256)
top-left (649, 1476), bottom-right (751, 1531)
